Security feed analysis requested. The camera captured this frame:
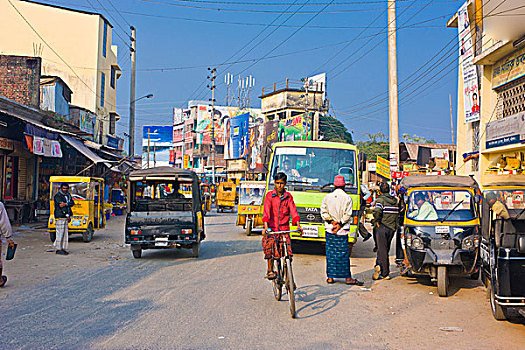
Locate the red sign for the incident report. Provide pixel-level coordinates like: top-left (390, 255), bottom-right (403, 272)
top-left (0, 137), bottom-right (14, 150)
top-left (169, 150), bottom-right (175, 163)
top-left (391, 171), bottom-right (402, 179)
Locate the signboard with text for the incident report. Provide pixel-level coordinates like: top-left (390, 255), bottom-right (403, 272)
top-left (492, 46), bottom-right (525, 89)
top-left (376, 156), bottom-right (391, 180)
top-left (486, 112), bottom-right (525, 149)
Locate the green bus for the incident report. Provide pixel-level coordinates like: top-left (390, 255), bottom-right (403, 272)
top-left (265, 141), bottom-right (361, 243)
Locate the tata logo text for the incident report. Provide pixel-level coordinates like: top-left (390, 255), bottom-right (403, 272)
top-left (304, 207), bottom-right (318, 212)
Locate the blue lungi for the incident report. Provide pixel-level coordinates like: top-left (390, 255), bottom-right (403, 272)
top-left (325, 233), bottom-right (351, 279)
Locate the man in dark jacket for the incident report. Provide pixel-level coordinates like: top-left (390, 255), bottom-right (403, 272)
top-left (54, 183), bottom-right (74, 255)
top-left (372, 182), bottom-right (399, 280)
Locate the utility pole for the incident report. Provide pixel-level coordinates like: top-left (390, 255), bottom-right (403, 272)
top-left (208, 68), bottom-right (217, 184)
top-left (387, 0), bottom-right (399, 172)
top-left (153, 143), bottom-right (156, 167)
top-left (449, 94), bottom-right (454, 144)
top-left (147, 128), bottom-right (150, 168)
top-left (128, 26), bottom-right (136, 158)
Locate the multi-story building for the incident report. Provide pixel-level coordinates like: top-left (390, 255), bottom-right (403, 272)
top-left (0, 0), bottom-right (122, 149)
top-left (448, 0), bottom-right (525, 183)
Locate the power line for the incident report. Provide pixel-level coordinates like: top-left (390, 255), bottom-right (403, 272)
top-left (159, 0), bottom-right (449, 5)
top-left (106, 0), bottom-right (132, 27)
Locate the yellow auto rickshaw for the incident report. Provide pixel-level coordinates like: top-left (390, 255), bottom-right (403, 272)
top-left (216, 181), bottom-right (236, 213)
top-left (236, 181), bottom-right (266, 235)
top-left (48, 176), bottom-right (106, 242)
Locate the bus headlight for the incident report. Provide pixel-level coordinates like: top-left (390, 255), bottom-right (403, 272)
top-left (462, 235), bottom-right (480, 250)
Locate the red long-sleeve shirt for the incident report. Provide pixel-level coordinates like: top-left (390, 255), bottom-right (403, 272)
top-left (262, 189), bottom-right (300, 231)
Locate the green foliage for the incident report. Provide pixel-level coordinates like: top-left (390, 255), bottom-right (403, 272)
top-left (319, 114), bottom-right (353, 144)
top-left (402, 133), bottom-right (436, 144)
top-left (356, 132), bottom-right (389, 160)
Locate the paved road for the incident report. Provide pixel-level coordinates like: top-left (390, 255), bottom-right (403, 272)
top-left (1, 211), bottom-right (524, 349)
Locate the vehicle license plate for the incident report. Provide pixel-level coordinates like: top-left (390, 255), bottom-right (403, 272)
top-left (435, 226), bottom-right (450, 234)
top-left (155, 237), bottom-right (169, 247)
top-left (302, 225), bottom-right (319, 238)
top-left (71, 220), bottom-right (81, 226)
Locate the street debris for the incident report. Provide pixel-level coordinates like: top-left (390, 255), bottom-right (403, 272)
top-left (360, 287), bottom-right (371, 291)
top-left (439, 327), bottom-right (463, 332)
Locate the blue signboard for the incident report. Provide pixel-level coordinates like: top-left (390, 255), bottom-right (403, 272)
top-left (106, 135), bottom-right (120, 149)
top-left (224, 113), bottom-right (249, 160)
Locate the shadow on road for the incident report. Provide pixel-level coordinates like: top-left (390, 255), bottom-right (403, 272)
top-left (295, 284), bottom-right (354, 319)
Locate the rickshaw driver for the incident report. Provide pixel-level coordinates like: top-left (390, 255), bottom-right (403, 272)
top-left (408, 193), bottom-right (438, 221)
top-left (262, 172), bottom-right (302, 280)
top-left (486, 192), bottom-right (510, 220)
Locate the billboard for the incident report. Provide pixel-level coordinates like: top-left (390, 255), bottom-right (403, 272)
top-left (142, 125), bottom-right (173, 167)
top-left (458, 2), bottom-right (479, 123)
top-left (248, 122), bottom-right (265, 172)
top-left (376, 155), bottom-right (391, 180)
top-left (224, 113), bottom-right (249, 160)
top-left (278, 113), bottom-right (312, 142)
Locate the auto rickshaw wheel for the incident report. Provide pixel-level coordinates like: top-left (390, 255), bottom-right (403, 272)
top-left (191, 242), bottom-right (200, 258)
top-left (489, 280), bottom-right (508, 321)
top-left (437, 266), bottom-right (449, 297)
top-left (132, 248), bottom-right (142, 259)
top-left (82, 223), bottom-right (93, 242)
top-left (246, 218), bottom-right (253, 236)
top-left (49, 231), bottom-right (56, 243)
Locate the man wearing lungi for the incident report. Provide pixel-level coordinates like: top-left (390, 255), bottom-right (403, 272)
top-left (54, 183), bottom-right (74, 255)
top-left (0, 202), bottom-right (15, 287)
top-left (321, 175), bottom-right (364, 285)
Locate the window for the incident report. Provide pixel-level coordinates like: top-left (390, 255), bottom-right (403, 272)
top-left (109, 113), bottom-right (116, 134)
top-left (100, 72), bottom-right (105, 107)
top-left (110, 66), bottom-right (116, 89)
top-left (102, 21), bottom-right (108, 58)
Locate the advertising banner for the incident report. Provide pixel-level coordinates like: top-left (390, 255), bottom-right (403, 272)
top-left (78, 109), bottom-right (95, 135)
top-left (376, 155), bottom-right (391, 179)
top-left (142, 125), bottom-right (174, 167)
top-left (458, 2), bottom-right (480, 123)
top-left (224, 113), bottom-right (249, 160)
top-left (278, 113), bottom-right (312, 142)
top-left (33, 137), bottom-right (62, 157)
top-left (173, 108), bottom-right (183, 125)
top-left (248, 122), bottom-right (265, 172)
top-left (183, 154), bottom-right (190, 169)
top-left (492, 46), bottom-right (525, 89)
top-left (486, 112), bottom-right (525, 149)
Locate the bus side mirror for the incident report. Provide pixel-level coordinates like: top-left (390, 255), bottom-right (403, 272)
top-left (474, 195), bottom-right (481, 204)
top-left (358, 153), bottom-right (367, 172)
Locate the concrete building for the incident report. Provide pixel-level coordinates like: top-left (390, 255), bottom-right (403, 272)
top-left (0, 0), bottom-right (122, 149)
top-left (448, 0), bottom-right (525, 183)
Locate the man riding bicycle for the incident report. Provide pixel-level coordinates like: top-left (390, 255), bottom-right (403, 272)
top-left (262, 172), bottom-right (302, 280)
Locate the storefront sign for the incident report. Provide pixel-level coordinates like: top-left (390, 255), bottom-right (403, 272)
top-left (169, 150), bottom-right (175, 165)
top-left (458, 2), bottom-right (480, 123)
top-left (492, 46), bottom-right (525, 89)
top-left (486, 112), bottom-right (525, 149)
top-left (106, 135), bottom-right (120, 149)
top-left (33, 137), bottom-right (62, 157)
top-left (183, 154), bottom-right (190, 169)
top-left (368, 162), bottom-right (377, 172)
top-left (228, 159), bottom-right (247, 172)
top-left (376, 156), bottom-right (391, 179)
top-left (0, 137), bottom-right (14, 151)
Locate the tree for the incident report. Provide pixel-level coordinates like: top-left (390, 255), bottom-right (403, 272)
top-left (319, 114), bottom-right (353, 144)
top-left (356, 132), bottom-right (389, 160)
top-left (402, 133), bottom-right (436, 143)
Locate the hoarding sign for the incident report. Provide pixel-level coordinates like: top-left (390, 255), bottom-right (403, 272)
top-left (376, 155), bottom-right (391, 179)
top-left (224, 113), bottom-right (249, 160)
top-left (183, 154), bottom-right (190, 169)
top-left (169, 150), bottom-right (175, 165)
top-left (492, 46), bottom-right (525, 89)
top-left (278, 113), bottom-right (312, 142)
top-left (173, 108), bottom-right (183, 125)
top-left (486, 112), bottom-right (525, 149)
top-left (33, 137), bottom-right (62, 157)
top-left (248, 122), bottom-right (265, 172)
top-left (142, 125), bottom-right (174, 167)
top-left (458, 2), bottom-right (480, 123)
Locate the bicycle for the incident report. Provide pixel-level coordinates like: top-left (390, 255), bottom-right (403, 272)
top-left (266, 229), bottom-right (300, 319)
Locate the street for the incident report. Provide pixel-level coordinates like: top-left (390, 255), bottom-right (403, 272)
top-left (0, 212), bottom-right (523, 349)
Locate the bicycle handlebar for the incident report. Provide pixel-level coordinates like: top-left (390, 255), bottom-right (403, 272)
top-left (266, 229), bottom-right (302, 234)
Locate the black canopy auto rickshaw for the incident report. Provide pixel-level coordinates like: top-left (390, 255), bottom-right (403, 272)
top-left (125, 167), bottom-right (205, 258)
top-left (400, 175), bottom-right (481, 297)
top-left (481, 174), bottom-right (525, 321)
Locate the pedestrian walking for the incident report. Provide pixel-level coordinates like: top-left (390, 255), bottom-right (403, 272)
top-left (262, 172), bottom-right (301, 280)
top-left (372, 182), bottom-right (400, 280)
top-left (54, 183), bottom-right (74, 255)
top-left (0, 202), bottom-right (15, 287)
top-left (321, 175), bottom-right (364, 285)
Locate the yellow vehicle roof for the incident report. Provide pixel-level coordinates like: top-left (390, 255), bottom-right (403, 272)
top-left (50, 176), bottom-right (103, 183)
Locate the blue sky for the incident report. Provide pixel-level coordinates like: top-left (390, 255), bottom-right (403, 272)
top-left (41, 0), bottom-right (463, 153)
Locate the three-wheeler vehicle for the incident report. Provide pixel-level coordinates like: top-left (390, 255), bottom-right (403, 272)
top-left (481, 174), bottom-right (525, 320)
top-left (110, 188), bottom-right (126, 215)
top-left (200, 183), bottom-right (212, 216)
top-left (125, 167), bottom-right (205, 258)
top-left (400, 175), bottom-right (481, 297)
top-left (216, 181), bottom-right (237, 213)
top-left (236, 181), bottom-right (266, 235)
top-left (48, 176), bottom-right (105, 242)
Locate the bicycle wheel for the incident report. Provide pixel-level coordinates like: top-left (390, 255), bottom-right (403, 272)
top-left (272, 259), bottom-right (283, 301)
top-left (286, 258), bottom-right (296, 318)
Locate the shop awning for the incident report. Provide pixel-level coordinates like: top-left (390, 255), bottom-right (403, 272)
top-left (60, 135), bottom-right (115, 166)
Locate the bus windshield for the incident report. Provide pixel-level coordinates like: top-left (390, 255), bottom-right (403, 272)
top-left (270, 146), bottom-right (357, 190)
